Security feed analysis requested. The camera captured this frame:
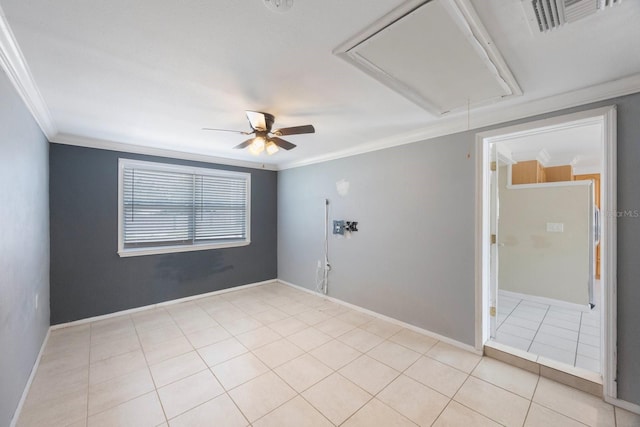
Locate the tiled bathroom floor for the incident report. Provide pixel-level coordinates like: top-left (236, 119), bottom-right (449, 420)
top-left (495, 291), bottom-right (601, 373)
top-left (17, 282), bottom-right (637, 426)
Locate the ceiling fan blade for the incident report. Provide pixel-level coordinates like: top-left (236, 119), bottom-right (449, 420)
top-left (202, 128), bottom-right (252, 135)
top-left (246, 111), bottom-right (268, 132)
top-left (270, 137), bottom-right (297, 150)
top-left (273, 124), bottom-right (315, 136)
top-left (233, 138), bottom-right (255, 149)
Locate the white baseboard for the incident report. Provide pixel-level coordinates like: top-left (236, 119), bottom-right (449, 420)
top-left (499, 289), bottom-right (591, 313)
top-left (50, 279), bottom-right (277, 330)
top-left (10, 329), bottom-right (50, 427)
top-left (605, 396), bottom-right (640, 416)
top-left (277, 279), bottom-right (481, 356)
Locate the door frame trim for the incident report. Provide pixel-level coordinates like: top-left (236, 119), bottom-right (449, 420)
top-left (474, 105), bottom-right (617, 400)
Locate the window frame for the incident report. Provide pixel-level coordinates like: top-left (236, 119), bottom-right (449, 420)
top-left (117, 158), bottom-right (251, 257)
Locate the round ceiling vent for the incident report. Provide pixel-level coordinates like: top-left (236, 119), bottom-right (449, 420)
top-left (263, 0), bottom-right (294, 13)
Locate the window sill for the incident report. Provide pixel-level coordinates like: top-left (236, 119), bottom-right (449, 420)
top-left (117, 240), bottom-right (250, 257)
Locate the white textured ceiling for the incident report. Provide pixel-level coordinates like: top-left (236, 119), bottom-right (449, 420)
top-left (1, 0), bottom-right (639, 169)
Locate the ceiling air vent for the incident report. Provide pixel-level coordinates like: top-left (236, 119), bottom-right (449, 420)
top-left (527, 0), bottom-right (621, 32)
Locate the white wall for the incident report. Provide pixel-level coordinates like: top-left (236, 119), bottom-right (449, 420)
top-left (0, 69), bottom-right (50, 425)
top-left (498, 167), bottom-right (591, 305)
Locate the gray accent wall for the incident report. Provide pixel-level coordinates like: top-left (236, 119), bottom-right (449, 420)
top-left (0, 70), bottom-right (50, 426)
top-left (49, 144), bottom-right (277, 324)
top-left (278, 92), bottom-right (640, 406)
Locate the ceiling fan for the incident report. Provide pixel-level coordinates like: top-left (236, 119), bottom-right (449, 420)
top-left (203, 111), bottom-right (315, 155)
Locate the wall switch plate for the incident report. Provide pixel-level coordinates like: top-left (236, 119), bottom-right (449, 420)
top-left (333, 220), bottom-right (345, 235)
top-left (546, 222), bottom-right (564, 232)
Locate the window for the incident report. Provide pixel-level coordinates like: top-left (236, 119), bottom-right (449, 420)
top-left (118, 159), bottom-right (250, 257)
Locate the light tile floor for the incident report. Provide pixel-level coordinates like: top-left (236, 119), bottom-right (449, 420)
top-left (495, 290), bottom-right (601, 373)
top-left (17, 283), bottom-right (638, 426)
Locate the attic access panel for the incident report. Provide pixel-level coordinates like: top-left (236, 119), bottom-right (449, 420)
top-left (334, 0), bottom-right (522, 116)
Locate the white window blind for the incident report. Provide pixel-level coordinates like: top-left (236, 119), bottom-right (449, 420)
top-left (194, 175), bottom-right (248, 242)
top-left (118, 159), bottom-right (250, 256)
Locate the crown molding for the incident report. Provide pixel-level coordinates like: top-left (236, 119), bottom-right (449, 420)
top-left (0, 5), bottom-right (57, 138)
top-left (50, 133), bottom-right (278, 171)
top-left (279, 73), bottom-right (640, 170)
top-left (495, 146), bottom-right (516, 165)
top-left (2, 0), bottom-right (639, 172)
top-left (537, 149), bottom-right (551, 166)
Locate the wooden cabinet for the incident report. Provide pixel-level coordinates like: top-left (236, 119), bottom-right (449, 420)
top-left (511, 162), bottom-right (575, 185)
top-left (511, 160), bottom-right (546, 184)
top-left (545, 165), bottom-right (574, 182)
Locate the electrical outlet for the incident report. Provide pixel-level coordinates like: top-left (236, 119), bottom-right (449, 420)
top-left (333, 220), bottom-right (345, 235)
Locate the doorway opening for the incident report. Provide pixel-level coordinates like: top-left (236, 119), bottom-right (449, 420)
top-left (475, 106), bottom-right (617, 400)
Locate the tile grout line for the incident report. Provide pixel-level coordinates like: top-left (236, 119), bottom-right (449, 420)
top-left (261, 365), bottom-right (334, 426)
top-left (497, 298), bottom-right (531, 344)
top-left (132, 316), bottom-right (170, 426)
top-left (428, 399), bottom-right (454, 427)
top-left (35, 289), bottom-right (324, 424)
top-left (574, 311), bottom-right (584, 367)
top-left (181, 293), bottom-right (264, 424)
top-left (526, 304), bottom-right (551, 353)
top-left (238, 298), bottom-right (347, 425)
top-left (141, 307), bottom-right (420, 418)
top-left (204, 296), bottom-right (272, 426)
top-left (361, 342), bottom-right (415, 426)
top-left (197, 289), bottom-right (340, 425)
top-left (496, 292), bottom-right (519, 324)
top-left (532, 388), bottom-right (599, 425)
top-left (522, 373), bottom-right (541, 426)
top-left (237, 310), bottom-right (424, 425)
top-left (165, 303), bottom-right (254, 426)
top-left (468, 371), bottom-right (539, 403)
top-left (446, 375), bottom-right (510, 427)
top-left (332, 371), bottom-right (377, 427)
top-left (506, 301), bottom-right (598, 372)
top-left (264, 319), bottom-right (368, 424)
top-left (82, 318), bottom-right (167, 421)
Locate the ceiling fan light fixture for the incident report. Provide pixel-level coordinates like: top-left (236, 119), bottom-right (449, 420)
top-left (266, 141), bottom-right (279, 155)
top-left (248, 137), bottom-right (266, 155)
top-left (204, 110), bottom-right (313, 153)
